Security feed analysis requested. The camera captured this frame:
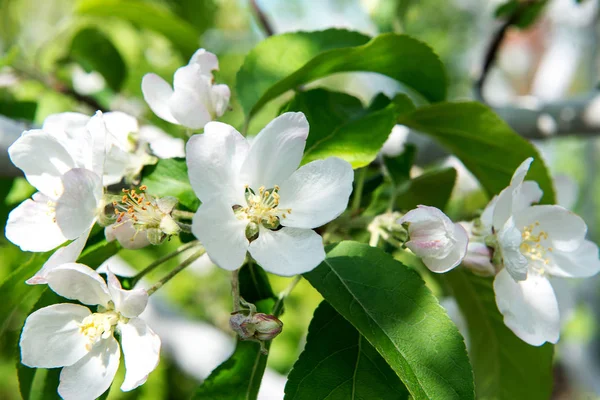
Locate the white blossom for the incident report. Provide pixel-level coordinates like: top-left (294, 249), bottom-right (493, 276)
top-left (142, 48), bottom-right (230, 130)
top-left (6, 112), bottom-right (108, 283)
top-left (399, 205), bottom-right (468, 273)
top-left (380, 125), bottom-right (409, 157)
top-left (20, 263), bottom-right (160, 400)
top-left (186, 112), bottom-right (354, 276)
top-left (483, 158), bottom-right (600, 345)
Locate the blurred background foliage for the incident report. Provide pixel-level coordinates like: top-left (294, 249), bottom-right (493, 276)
top-left (1, 0), bottom-right (600, 398)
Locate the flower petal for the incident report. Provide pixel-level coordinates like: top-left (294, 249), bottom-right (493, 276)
top-left (43, 112), bottom-right (94, 172)
top-left (55, 169), bottom-right (102, 240)
top-left (192, 199), bottom-right (249, 271)
top-left (420, 222), bottom-right (469, 273)
top-left (103, 111), bottom-right (139, 150)
top-left (20, 303), bottom-right (91, 368)
top-left (547, 239), bottom-right (600, 278)
top-left (168, 65), bottom-right (213, 129)
top-left (45, 263), bottom-right (111, 307)
top-left (105, 219), bottom-right (151, 250)
top-left (106, 269), bottom-right (148, 318)
top-left (515, 205), bottom-right (587, 253)
top-left (240, 112), bottom-right (309, 189)
top-left (118, 318), bottom-right (161, 391)
top-left (141, 73), bottom-right (177, 124)
top-left (189, 48), bottom-right (219, 76)
top-left (277, 157), bottom-right (353, 229)
top-left (26, 228), bottom-right (91, 285)
top-left (59, 336), bottom-right (120, 400)
top-left (248, 227), bottom-right (325, 276)
top-left (186, 123), bottom-right (248, 204)
top-left (5, 193), bottom-right (67, 252)
top-left (494, 269), bottom-right (560, 346)
top-left (497, 218), bottom-right (529, 281)
top-left (211, 84), bottom-right (231, 117)
top-left (510, 157), bottom-right (533, 186)
top-left (8, 129), bottom-right (75, 196)
top-left (138, 126), bottom-right (185, 159)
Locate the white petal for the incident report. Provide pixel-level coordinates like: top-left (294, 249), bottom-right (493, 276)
top-left (138, 125), bottom-right (185, 158)
top-left (211, 84), bottom-right (231, 117)
top-left (515, 205), bottom-right (587, 252)
top-left (55, 169), bottom-right (102, 240)
top-left (59, 336), bottom-right (120, 400)
top-left (20, 304), bottom-right (91, 368)
top-left (278, 157), bottom-right (353, 229)
top-left (118, 318), bottom-right (161, 391)
top-left (547, 240), bottom-right (600, 278)
top-left (8, 129), bottom-right (74, 196)
top-left (141, 73), bottom-right (177, 124)
top-left (5, 193), bottom-right (67, 252)
top-left (248, 227), bottom-right (325, 276)
top-left (45, 263), bottom-right (111, 307)
top-left (168, 65), bottom-right (213, 129)
top-left (107, 269), bottom-right (148, 318)
top-left (420, 222), bottom-right (469, 273)
top-left (497, 218), bottom-right (529, 281)
top-left (43, 113), bottom-right (94, 172)
top-left (186, 123), bottom-right (249, 204)
top-left (494, 269), bottom-right (560, 346)
top-left (189, 48), bottom-right (219, 76)
top-left (513, 181), bottom-right (543, 213)
top-left (27, 229), bottom-right (91, 285)
top-left (380, 125), bottom-right (409, 157)
top-left (192, 199), bottom-right (249, 271)
top-left (510, 157), bottom-right (533, 186)
top-left (103, 111), bottom-right (139, 149)
top-left (105, 219), bottom-right (151, 250)
top-left (86, 111), bottom-right (109, 179)
top-left (240, 112), bottom-right (309, 189)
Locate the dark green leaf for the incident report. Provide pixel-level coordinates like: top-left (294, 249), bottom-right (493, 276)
top-left (396, 167), bottom-right (456, 211)
top-left (494, 0), bottom-right (548, 29)
top-left (304, 241), bottom-right (474, 400)
top-left (141, 158), bottom-right (199, 211)
top-left (77, 239), bottom-right (120, 269)
top-left (285, 301), bottom-right (409, 399)
top-left (237, 30), bottom-right (447, 117)
top-left (444, 269), bottom-right (554, 400)
top-left (192, 263), bottom-right (276, 400)
top-left (68, 28), bottom-right (127, 92)
top-left (0, 97), bottom-right (37, 120)
top-left (384, 144), bottom-right (416, 187)
top-left (398, 102), bottom-right (555, 203)
top-left (76, 0), bottom-right (201, 57)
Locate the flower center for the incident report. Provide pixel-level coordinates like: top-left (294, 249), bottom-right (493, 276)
top-left (113, 185), bottom-right (163, 230)
top-left (78, 310), bottom-right (123, 351)
top-left (519, 221), bottom-right (552, 270)
top-left (235, 185), bottom-right (292, 240)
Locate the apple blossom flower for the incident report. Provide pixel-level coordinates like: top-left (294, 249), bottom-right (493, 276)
top-left (399, 205), bottom-right (469, 273)
top-left (481, 158), bottom-right (600, 345)
top-left (142, 48), bottom-right (231, 130)
top-left (105, 187), bottom-right (180, 249)
top-left (6, 113), bottom-right (108, 284)
top-left (186, 112), bottom-right (353, 276)
top-left (380, 125), bottom-right (409, 157)
top-left (20, 263), bottom-right (160, 400)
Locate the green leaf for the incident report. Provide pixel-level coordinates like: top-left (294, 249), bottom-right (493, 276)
top-left (68, 28), bottom-right (127, 92)
top-left (383, 144), bottom-right (416, 187)
top-left (444, 269), bottom-right (554, 400)
top-left (304, 241), bottom-right (474, 400)
top-left (286, 89), bottom-right (414, 168)
top-left (285, 301), bottom-right (409, 399)
top-left (237, 30), bottom-right (447, 117)
top-left (398, 102), bottom-right (555, 203)
top-left (396, 167), bottom-right (457, 211)
top-left (76, 0), bottom-right (201, 57)
top-left (0, 95), bottom-right (37, 120)
top-left (77, 238), bottom-right (120, 269)
top-left (494, 0), bottom-right (548, 29)
top-left (141, 158), bottom-right (199, 211)
top-left (192, 263), bottom-right (275, 400)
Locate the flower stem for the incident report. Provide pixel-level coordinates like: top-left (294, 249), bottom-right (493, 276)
top-left (272, 275), bottom-right (302, 317)
top-left (351, 168), bottom-right (367, 213)
top-left (231, 269), bottom-right (241, 312)
top-left (172, 209), bottom-right (195, 220)
top-left (147, 249), bottom-right (205, 295)
top-left (131, 240), bottom-right (201, 287)
top-left (175, 221), bottom-right (193, 233)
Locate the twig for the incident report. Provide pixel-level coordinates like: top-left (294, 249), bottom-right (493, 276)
top-left (250, 0), bottom-right (274, 37)
top-left (131, 240), bottom-right (201, 286)
top-left (147, 249), bottom-right (205, 295)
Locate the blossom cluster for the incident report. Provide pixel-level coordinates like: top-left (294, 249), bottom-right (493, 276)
top-left (6, 46), bottom-right (600, 398)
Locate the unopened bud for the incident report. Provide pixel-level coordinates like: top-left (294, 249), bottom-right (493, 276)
top-left (252, 313), bottom-right (283, 341)
top-left (245, 222), bottom-right (259, 241)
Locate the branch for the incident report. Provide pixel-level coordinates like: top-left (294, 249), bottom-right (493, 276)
top-left (250, 0), bottom-right (274, 37)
